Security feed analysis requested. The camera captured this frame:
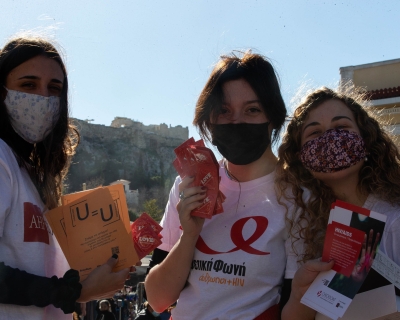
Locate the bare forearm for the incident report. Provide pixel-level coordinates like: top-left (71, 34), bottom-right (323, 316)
top-left (145, 233), bottom-right (197, 312)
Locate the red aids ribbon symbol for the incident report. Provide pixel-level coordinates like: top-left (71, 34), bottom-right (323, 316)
top-left (196, 216), bottom-right (270, 255)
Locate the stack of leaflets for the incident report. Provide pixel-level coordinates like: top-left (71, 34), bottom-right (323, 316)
top-left (173, 137), bottom-right (225, 219)
top-left (301, 200), bottom-right (400, 320)
top-left (45, 184), bottom-right (139, 280)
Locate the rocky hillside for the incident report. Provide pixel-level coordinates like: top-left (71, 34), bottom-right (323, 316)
top-left (65, 118), bottom-right (188, 195)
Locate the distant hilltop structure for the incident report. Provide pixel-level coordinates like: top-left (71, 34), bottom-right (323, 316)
top-left (110, 117), bottom-right (188, 140)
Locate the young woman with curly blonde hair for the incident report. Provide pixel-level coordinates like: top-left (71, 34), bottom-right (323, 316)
top-left (277, 87), bottom-right (400, 319)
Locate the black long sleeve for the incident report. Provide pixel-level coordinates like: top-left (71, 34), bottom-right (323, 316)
top-left (0, 262), bottom-right (81, 313)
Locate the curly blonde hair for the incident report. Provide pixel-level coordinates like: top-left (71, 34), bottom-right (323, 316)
top-left (277, 87), bottom-right (400, 262)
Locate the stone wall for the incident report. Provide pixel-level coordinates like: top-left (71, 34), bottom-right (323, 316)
top-left (110, 117), bottom-right (188, 140)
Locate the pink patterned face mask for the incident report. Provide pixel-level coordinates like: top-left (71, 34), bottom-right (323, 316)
top-left (300, 129), bottom-right (367, 173)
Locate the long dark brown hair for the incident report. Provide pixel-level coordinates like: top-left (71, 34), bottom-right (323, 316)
top-left (0, 36), bottom-right (79, 209)
top-left (277, 87), bottom-right (400, 261)
top-left (193, 51), bottom-right (287, 144)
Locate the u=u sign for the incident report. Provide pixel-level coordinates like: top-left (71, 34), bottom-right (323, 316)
top-left (196, 216), bottom-right (270, 255)
top-left (75, 202), bottom-right (115, 222)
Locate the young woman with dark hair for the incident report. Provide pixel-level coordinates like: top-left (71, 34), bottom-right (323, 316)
top-left (0, 36), bottom-right (132, 319)
top-left (145, 52), bottom-right (302, 320)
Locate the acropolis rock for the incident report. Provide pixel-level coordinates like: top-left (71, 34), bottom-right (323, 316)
top-left (65, 117), bottom-right (189, 193)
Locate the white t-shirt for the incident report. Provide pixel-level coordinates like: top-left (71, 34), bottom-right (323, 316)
top-left (158, 162), bottom-right (301, 320)
top-left (363, 194), bottom-right (400, 266)
top-left (0, 139), bottom-right (70, 320)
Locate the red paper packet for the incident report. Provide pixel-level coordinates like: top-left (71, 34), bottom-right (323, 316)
top-left (189, 146), bottom-right (219, 218)
top-left (176, 145), bottom-right (218, 218)
top-left (173, 138), bottom-right (225, 219)
top-left (131, 213), bottom-right (163, 259)
top-left (138, 212), bottom-right (163, 234)
top-left (174, 139), bottom-right (205, 178)
top-left (213, 190), bottom-right (226, 215)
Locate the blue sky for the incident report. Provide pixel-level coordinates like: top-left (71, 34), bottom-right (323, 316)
top-left (2, 0), bottom-right (400, 143)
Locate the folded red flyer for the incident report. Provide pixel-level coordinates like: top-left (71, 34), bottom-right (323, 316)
top-left (173, 138), bottom-right (225, 218)
top-left (322, 221), bottom-right (365, 277)
top-left (131, 213), bottom-right (163, 259)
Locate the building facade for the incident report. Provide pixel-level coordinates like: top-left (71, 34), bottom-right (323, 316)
top-left (340, 58), bottom-right (400, 139)
top-left (109, 179), bottom-right (139, 209)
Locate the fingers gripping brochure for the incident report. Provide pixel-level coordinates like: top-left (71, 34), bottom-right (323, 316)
top-left (301, 200), bottom-right (388, 320)
top-left (45, 185), bottom-right (139, 280)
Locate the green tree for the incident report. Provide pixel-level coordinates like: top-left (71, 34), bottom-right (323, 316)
top-left (143, 199), bottom-right (163, 222)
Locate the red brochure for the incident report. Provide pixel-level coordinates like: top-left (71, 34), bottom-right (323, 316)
top-left (322, 221), bottom-right (365, 277)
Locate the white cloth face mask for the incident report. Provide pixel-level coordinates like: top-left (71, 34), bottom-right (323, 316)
top-left (4, 88), bottom-right (61, 144)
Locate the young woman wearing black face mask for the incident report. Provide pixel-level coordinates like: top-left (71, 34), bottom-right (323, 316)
top-left (145, 52), bottom-right (301, 320)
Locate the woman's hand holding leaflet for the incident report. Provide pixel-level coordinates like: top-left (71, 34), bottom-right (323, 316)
top-left (78, 255), bottom-right (134, 302)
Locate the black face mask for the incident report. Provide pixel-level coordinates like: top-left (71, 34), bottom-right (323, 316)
top-left (210, 122), bottom-right (271, 165)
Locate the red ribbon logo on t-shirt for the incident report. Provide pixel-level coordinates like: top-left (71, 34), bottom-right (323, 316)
top-left (196, 216), bottom-right (270, 255)
top-left (24, 202), bottom-right (50, 244)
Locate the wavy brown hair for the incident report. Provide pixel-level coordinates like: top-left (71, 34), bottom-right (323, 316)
top-left (277, 87), bottom-right (400, 262)
top-left (0, 36), bottom-right (79, 209)
top-left (193, 51), bottom-right (287, 144)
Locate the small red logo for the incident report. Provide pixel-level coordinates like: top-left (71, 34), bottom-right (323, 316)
top-left (317, 291), bottom-right (322, 297)
top-left (24, 202), bottom-right (49, 244)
